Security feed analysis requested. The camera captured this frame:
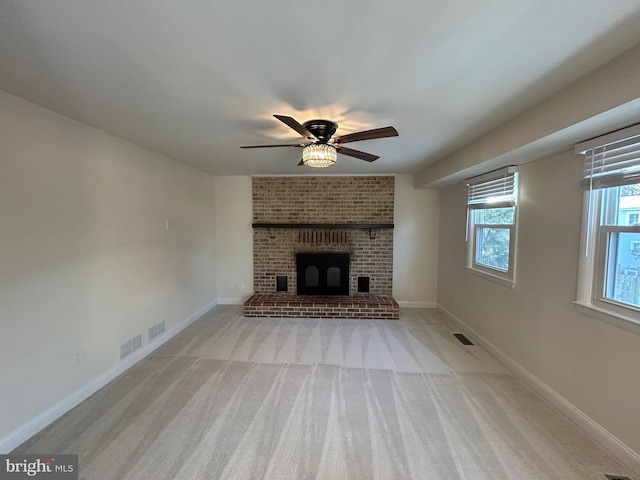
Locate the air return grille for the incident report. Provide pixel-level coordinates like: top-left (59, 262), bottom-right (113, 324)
top-left (148, 320), bottom-right (166, 342)
top-left (119, 334), bottom-right (143, 360)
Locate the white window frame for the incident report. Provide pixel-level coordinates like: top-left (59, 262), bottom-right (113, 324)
top-left (594, 191), bottom-right (640, 312)
top-left (464, 167), bottom-right (519, 288)
top-left (469, 211), bottom-right (517, 280)
top-left (574, 124), bottom-right (640, 334)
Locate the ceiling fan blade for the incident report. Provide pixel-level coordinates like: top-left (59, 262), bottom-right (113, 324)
top-left (274, 115), bottom-right (317, 140)
top-left (240, 143), bottom-right (305, 149)
top-left (333, 126), bottom-right (398, 144)
top-left (336, 146), bottom-right (379, 162)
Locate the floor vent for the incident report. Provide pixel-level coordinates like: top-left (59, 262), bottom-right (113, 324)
top-left (453, 333), bottom-right (474, 345)
top-left (148, 321), bottom-right (166, 342)
top-left (119, 333), bottom-right (143, 360)
top-left (604, 475), bottom-right (632, 480)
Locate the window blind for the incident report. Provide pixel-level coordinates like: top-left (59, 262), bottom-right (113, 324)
top-left (465, 166), bottom-right (518, 209)
top-left (576, 123), bottom-right (640, 190)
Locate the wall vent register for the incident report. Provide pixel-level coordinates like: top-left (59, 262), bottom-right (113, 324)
top-left (149, 320), bottom-right (166, 342)
top-left (358, 276), bottom-right (370, 293)
top-left (119, 334), bottom-right (142, 360)
top-left (276, 275), bottom-right (288, 292)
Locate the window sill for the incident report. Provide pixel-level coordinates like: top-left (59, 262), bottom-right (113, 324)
top-left (573, 301), bottom-right (640, 335)
top-left (465, 266), bottom-right (516, 289)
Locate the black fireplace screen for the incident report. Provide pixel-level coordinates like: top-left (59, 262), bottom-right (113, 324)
top-left (296, 253), bottom-right (349, 295)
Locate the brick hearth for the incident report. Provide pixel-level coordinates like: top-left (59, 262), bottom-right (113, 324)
top-left (244, 294), bottom-right (399, 320)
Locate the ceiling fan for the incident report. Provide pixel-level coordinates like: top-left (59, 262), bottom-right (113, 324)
top-left (241, 115), bottom-right (399, 167)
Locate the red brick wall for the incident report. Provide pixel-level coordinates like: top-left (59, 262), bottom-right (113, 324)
top-left (252, 176), bottom-right (394, 295)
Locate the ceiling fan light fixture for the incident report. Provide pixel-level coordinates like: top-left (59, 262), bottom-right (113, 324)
top-left (302, 143), bottom-right (337, 168)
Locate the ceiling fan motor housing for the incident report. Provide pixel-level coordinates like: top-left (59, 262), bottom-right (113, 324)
top-left (240, 114), bottom-right (396, 164)
top-left (302, 119), bottom-right (338, 143)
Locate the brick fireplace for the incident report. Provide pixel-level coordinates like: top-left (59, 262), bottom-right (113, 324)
top-left (244, 176), bottom-right (399, 319)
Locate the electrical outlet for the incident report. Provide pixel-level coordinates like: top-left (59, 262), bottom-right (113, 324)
top-left (75, 352), bottom-right (81, 365)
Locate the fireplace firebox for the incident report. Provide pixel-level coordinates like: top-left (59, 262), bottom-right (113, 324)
top-left (297, 253), bottom-right (349, 295)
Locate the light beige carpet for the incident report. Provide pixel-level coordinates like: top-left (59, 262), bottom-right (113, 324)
top-left (15, 306), bottom-right (637, 480)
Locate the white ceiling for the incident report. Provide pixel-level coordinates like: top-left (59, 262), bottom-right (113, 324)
top-left (1, 1), bottom-right (640, 176)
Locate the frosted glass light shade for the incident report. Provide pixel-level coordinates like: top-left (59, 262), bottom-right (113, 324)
top-left (302, 144), bottom-right (337, 168)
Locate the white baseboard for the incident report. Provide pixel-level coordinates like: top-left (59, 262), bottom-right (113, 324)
top-left (437, 303), bottom-right (640, 475)
top-left (0, 298), bottom-right (219, 454)
top-left (397, 300), bottom-right (437, 309)
top-left (217, 297), bottom-right (246, 305)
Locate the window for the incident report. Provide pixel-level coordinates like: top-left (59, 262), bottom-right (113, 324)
top-left (465, 167), bottom-right (519, 286)
top-left (575, 123), bottom-right (640, 331)
top-left (596, 186), bottom-right (640, 309)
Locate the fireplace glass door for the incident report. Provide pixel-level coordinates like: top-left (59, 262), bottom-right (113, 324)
top-left (297, 253), bottom-right (349, 295)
